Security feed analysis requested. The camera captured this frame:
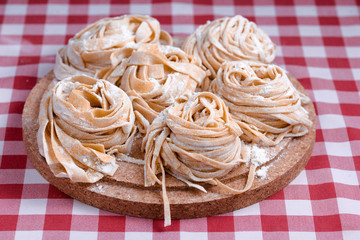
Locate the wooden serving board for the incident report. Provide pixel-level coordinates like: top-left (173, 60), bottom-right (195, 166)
top-left (22, 71), bottom-right (316, 220)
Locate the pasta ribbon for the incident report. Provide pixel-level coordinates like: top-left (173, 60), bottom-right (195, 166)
top-left (112, 44), bottom-right (206, 133)
top-left (37, 75), bottom-right (136, 183)
top-left (210, 61), bottom-right (312, 146)
top-left (54, 15), bottom-right (173, 80)
top-left (183, 15), bottom-right (276, 89)
top-left (143, 92), bottom-right (255, 226)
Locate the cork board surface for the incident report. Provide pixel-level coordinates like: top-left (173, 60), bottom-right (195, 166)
top-left (22, 70), bottom-right (316, 220)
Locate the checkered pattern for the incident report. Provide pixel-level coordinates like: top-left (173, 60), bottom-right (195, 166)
top-left (1, 0), bottom-right (359, 239)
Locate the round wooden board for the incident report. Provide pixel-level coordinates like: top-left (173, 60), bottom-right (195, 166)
top-left (22, 71), bottom-right (316, 220)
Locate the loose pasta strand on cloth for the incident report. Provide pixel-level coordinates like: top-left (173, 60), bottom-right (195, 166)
top-left (143, 92), bottom-right (255, 226)
top-left (210, 61), bottom-right (312, 146)
top-left (37, 75), bottom-right (136, 183)
top-left (54, 15), bottom-right (173, 80)
top-left (182, 15), bottom-right (276, 90)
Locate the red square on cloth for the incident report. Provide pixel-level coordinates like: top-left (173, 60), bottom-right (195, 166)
top-left (0, 184), bottom-right (23, 199)
top-left (274, 0), bottom-right (294, 5)
top-left (5, 127), bottom-right (23, 141)
top-left (98, 216), bottom-right (125, 232)
top-left (194, 15), bottom-right (214, 25)
top-left (309, 183), bottom-right (337, 200)
top-left (9, 102), bottom-right (25, 114)
top-left (48, 185), bottom-right (70, 199)
top-left (314, 215), bottom-right (342, 232)
top-left (13, 76), bottom-right (38, 90)
top-left (319, 17), bottom-right (340, 26)
top-left (25, 15), bottom-right (46, 24)
top-left (43, 215), bottom-right (72, 231)
top-left (341, 104), bottom-right (360, 116)
top-left (280, 36), bottom-right (301, 46)
top-left (1, 155), bottom-right (27, 169)
top-left (67, 15), bottom-right (88, 25)
top-left (323, 37), bottom-right (344, 47)
top-left (328, 58), bottom-right (350, 69)
top-left (306, 155), bottom-right (330, 170)
top-left (277, 17), bottom-right (298, 25)
top-left (261, 215), bottom-right (289, 231)
top-left (207, 216), bottom-right (234, 232)
top-left (334, 81), bottom-right (358, 92)
top-left (0, 215), bottom-right (18, 231)
top-left (315, 0), bottom-right (335, 5)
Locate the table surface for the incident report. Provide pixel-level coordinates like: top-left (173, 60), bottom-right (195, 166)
top-left (0, 0), bottom-right (359, 239)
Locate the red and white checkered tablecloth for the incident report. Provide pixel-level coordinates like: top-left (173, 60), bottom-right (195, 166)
top-left (1, 0), bottom-right (359, 239)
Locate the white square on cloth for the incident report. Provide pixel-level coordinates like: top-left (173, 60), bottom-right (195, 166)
top-left (88, 4), bottom-right (110, 15)
top-left (289, 232), bottom-right (317, 240)
top-left (318, 114), bottom-right (346, 129)
top-left (345, 47), bottom-right (360, 58)
top-left (337, 198), bottom-right (360, 215)
top-left (285, 200), bottom-right (313, 215)
top-left (125, 232), bottom-right (153, 240)
top-left (19, 199), bottom-right (47, 215)
top-left (341, 25), bottom-right (360, 37)
top-left (180, 232), bottom-right (208, 240)
top-left (331, 168), bottom-right (359, 186)
top-left (319, 114), bottom-right (346, 129)
top-left (24, 169), bottom-right (48, 184)
top-left (336, 6), bottom-right (359, 17)
top-left (0, 88), bottom-right (13, 103)
top-left (298, 26), bottom-right (322, 37)
top-left (308, 66), bottom-right (332, 80)
top-left (47, 4), bottom-right (69, 15)
top-left (172, 3), bottom-right (193, 15)
top-left (44, 24), bottom-right (67, 35)
top-left (303, 46), bottom-right (327, 58)
top-left (313, 90), bottom-right (339, 104)
top-left (15, 231), bottom-right (43, 240)
top-left (295, 6), bottom-right (318, 16)
top-left (130, 4), bottom-right (151, 15)
top-left (5, 4), bottom-right (27, 15)
top-left (213, 6), bottom-right (234, 16)
top-left (70, 231), bottom-right (98, 240)
top-left (1, 24), bottom-right (24, 35)
top-left (325, 142), bottom-right (353, 157)
top-left (254, 6), bottom-right (276, 16)
top-left (235, 231), bottom-right (263, 239)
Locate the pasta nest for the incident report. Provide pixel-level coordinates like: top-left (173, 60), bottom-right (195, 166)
top-left (143, 92), bottom-right (255, 226)
top-left (107, 44), bottom-right (206, 133)
top-left (210, 61), bottom-right (312, 146)
top-left (183, 15), bottom-right (276, 89)
top-left (54, 15), bottom-right (173, 80)
top-left (37, 75), bottom-right (136, 183)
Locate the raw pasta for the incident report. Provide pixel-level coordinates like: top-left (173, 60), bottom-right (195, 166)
top-left (114, 44), bottom-right (206, 133)
top-left (143, 92), bottom-right (255, 226)
top-left (54, 15), bottom-right (173, 80)
top-left (210, 61), bottom-right (312, 146)
top-left (183, 15), bottom-right (276, 89)
top-left (37, 75), bottom-right (136, 182)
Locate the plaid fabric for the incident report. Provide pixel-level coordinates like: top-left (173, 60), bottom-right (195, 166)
top-left (1, 0), bottom-right (360, 239)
